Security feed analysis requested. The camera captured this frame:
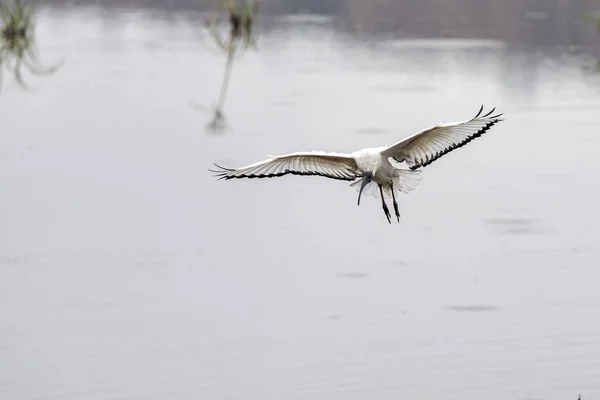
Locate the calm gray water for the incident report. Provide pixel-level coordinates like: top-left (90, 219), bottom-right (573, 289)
top-left (2, 7), bottom-right (600, 400)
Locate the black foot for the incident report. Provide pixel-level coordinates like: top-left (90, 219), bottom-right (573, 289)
top-left (382, 202), bottom-right (391, 224)
top-left (393, 200), bottom-right (400, 223)
top-left (378, 184), bottom-right (391, 224)
top-left (391, 183), bottom-right (401, 223)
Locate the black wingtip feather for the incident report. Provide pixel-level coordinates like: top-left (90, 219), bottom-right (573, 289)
top-left (473, 104), bottom-right (484, 119)
top-left (482, 107), bottom-right (496, 118)
top-left (209, 163), bottom-right (236, 181)
top-left (212, 162), bottom-right (236, 171)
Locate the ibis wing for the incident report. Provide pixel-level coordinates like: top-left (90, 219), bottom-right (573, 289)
top-left (210, 151), bottom-right (361, 181)
top-left (381, 105), bottom-right (504, 170)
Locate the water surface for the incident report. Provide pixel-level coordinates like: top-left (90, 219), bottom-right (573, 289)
top-left (1, 7), bottom-right (600, 400)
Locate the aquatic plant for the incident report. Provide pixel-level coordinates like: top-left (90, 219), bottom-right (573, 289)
top-left (582, 10), bottom-right (600, 33)
top-left (206, 0), bottom-right (258, 54)
top-left (582, 10), bottom-right (600, 72)
top-left (203, 0), bottom-right (258, 133)
top-left (0, 0), bottom-right (63, 92)
top-left (206, 106), bottom-right (229, 132)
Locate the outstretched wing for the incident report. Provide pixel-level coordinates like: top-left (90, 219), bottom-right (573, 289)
top-left (381, 105), bottom-right (504, 170)
top-left (210, 151), bottom-right (361, 181)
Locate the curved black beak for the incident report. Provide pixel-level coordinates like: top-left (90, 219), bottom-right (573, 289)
top-left (357, 171), bottom-right (373, 206)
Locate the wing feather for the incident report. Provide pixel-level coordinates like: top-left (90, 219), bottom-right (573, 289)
top-left (381, 105), bottom-right (504, 170)
top-left (210, 151), bottom-right (361, 181)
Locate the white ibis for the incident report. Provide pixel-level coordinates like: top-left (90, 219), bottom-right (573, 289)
top-left (211, 105), bottom-right (504, 223)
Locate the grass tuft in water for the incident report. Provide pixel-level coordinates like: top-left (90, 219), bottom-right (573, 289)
top-left (582, 10), bottom-right (600, 72)
top-left (0, 0), bottom-right (64, 92)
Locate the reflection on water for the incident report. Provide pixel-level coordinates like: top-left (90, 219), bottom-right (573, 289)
top-left (485, 217), bottom-right (550, 235)
top-left (444, 305), bottom-right (501, 313)
top-left (1, 6), bottom-right (600, 400)
top-left (32, 0), bottom-right (600, 49)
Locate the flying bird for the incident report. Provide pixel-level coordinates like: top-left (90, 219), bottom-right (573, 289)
top-left (210, 105), bottom-right (504, 224)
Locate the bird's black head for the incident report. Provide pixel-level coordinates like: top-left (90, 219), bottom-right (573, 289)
top-left (357, 171), bottom-right (373, 206)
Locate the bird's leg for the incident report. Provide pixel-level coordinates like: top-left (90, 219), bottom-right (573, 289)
top-left (390, 183), bottom-right (400, 223)
top-left (378, 184), bottom-right (391, 224)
